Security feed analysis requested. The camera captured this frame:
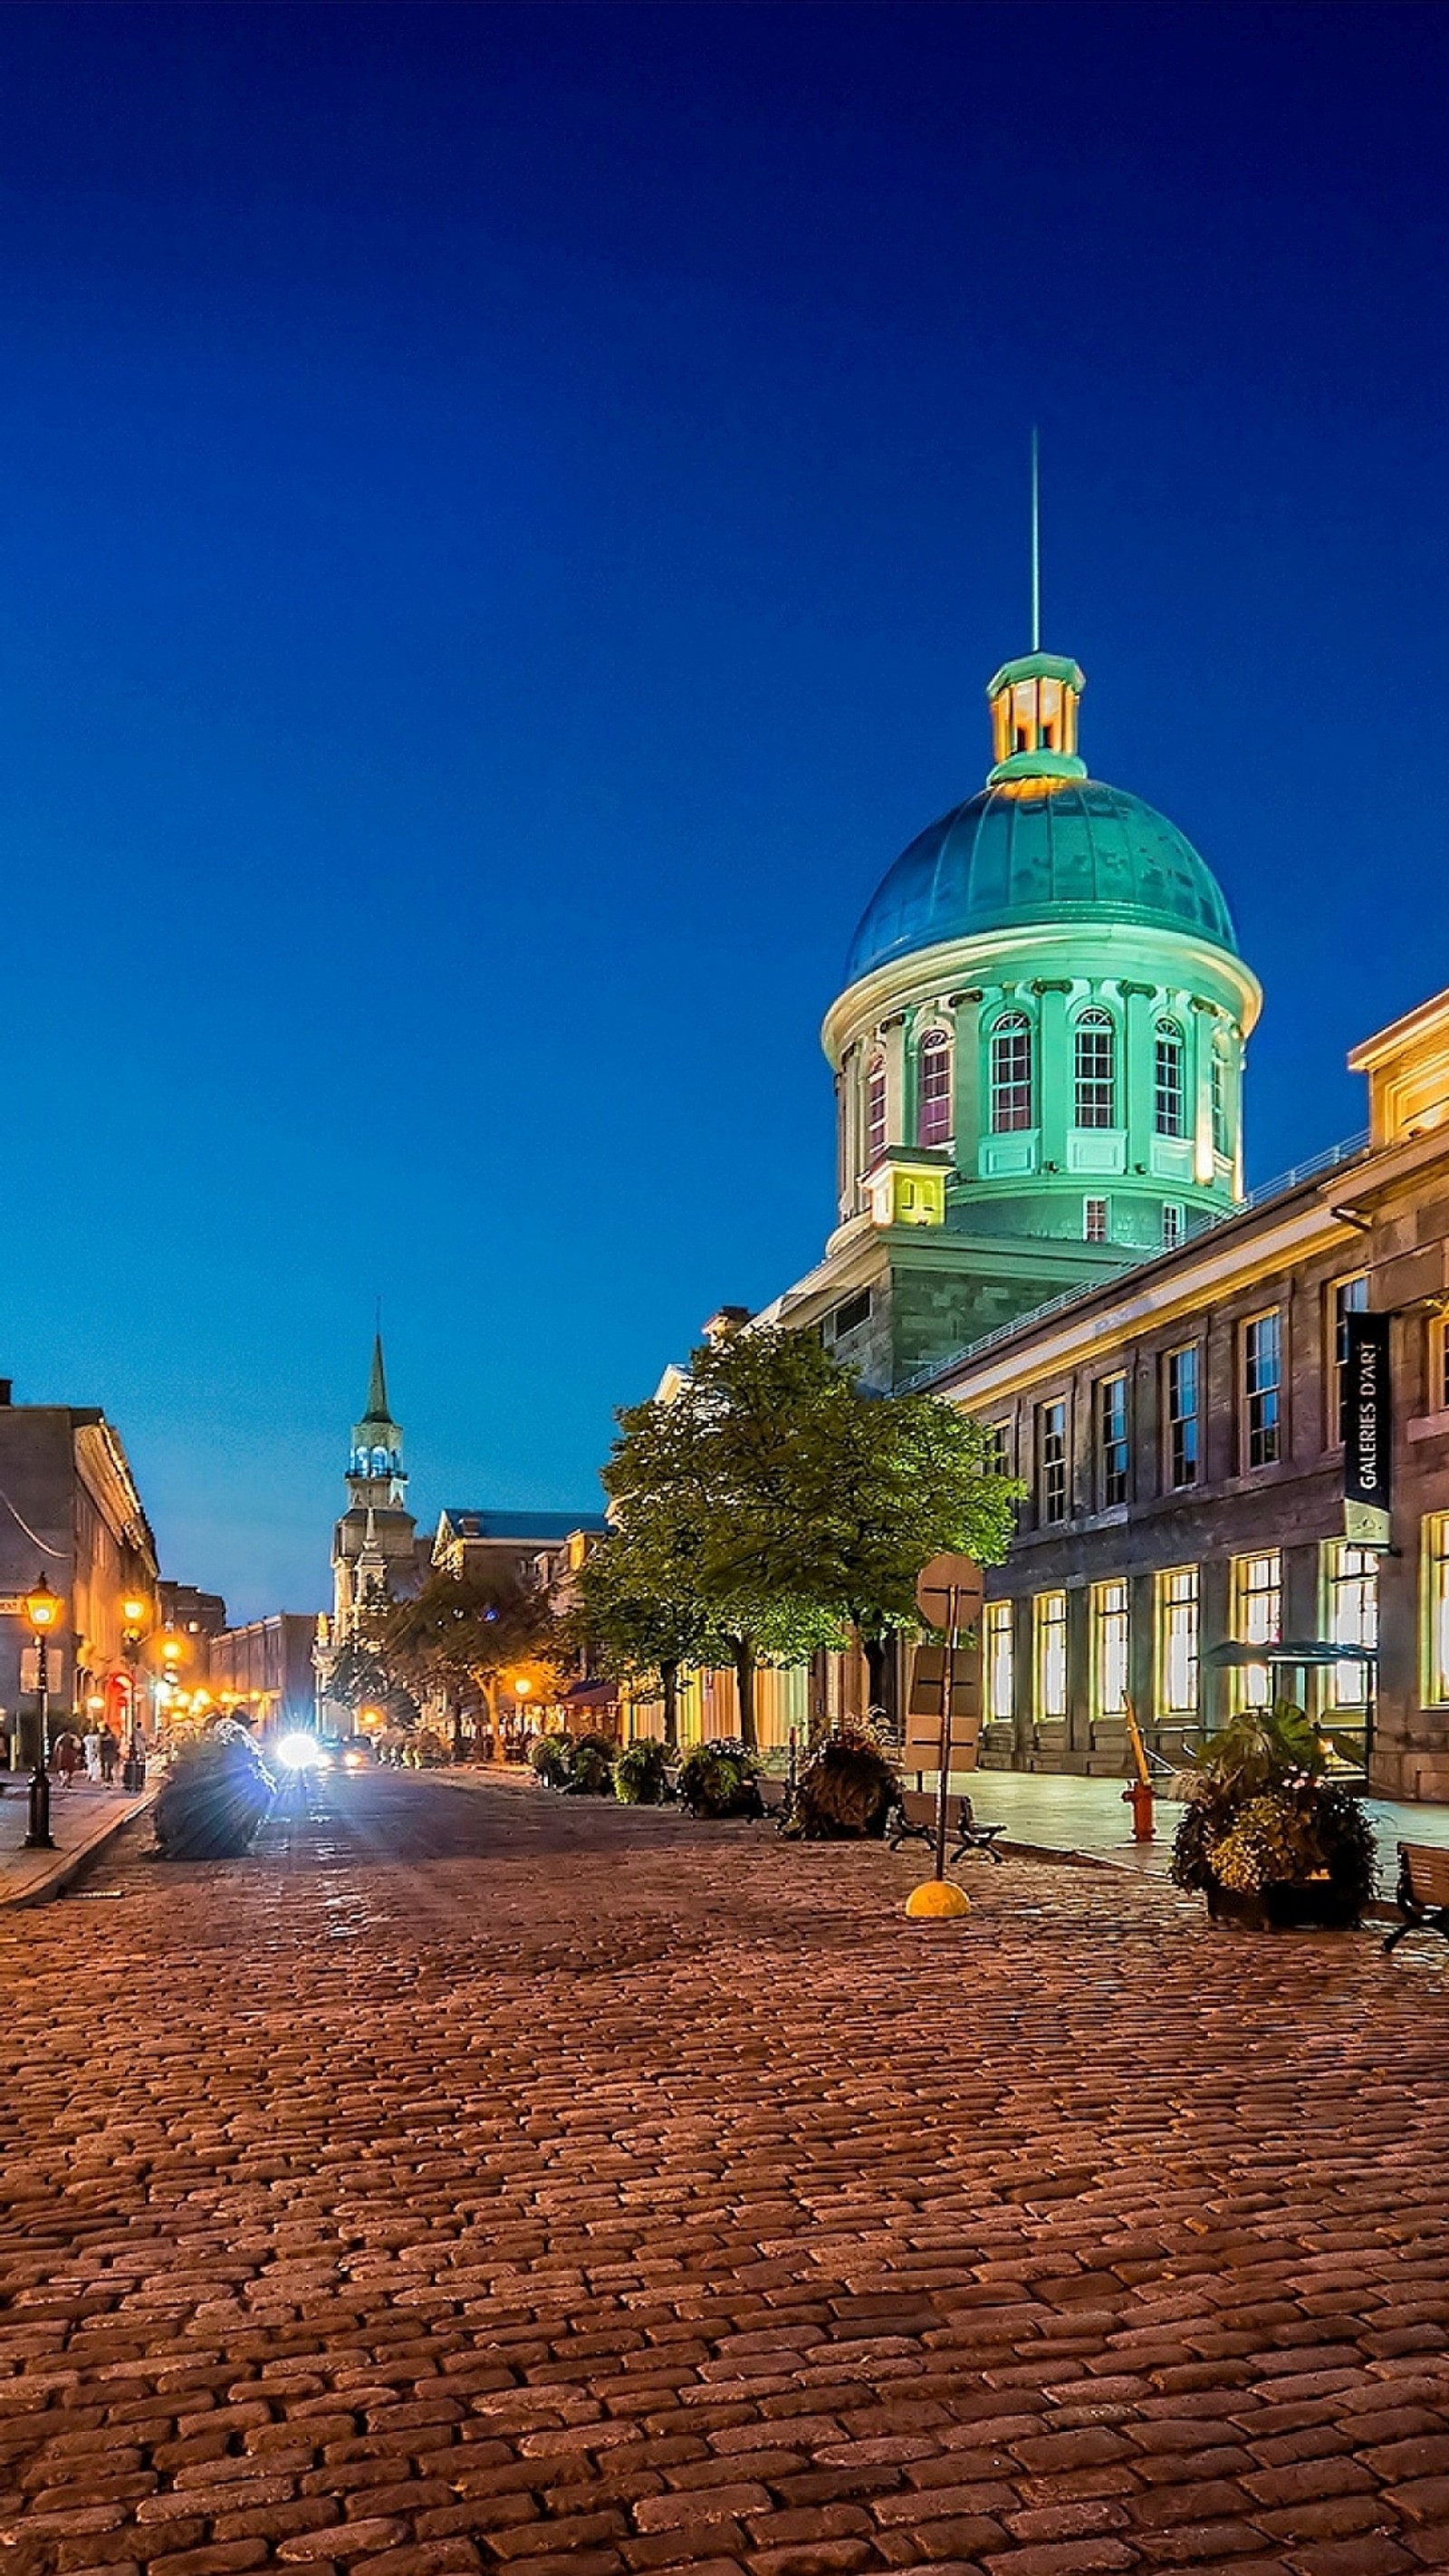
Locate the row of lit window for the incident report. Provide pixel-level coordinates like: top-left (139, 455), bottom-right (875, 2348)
top-left (982, 1542), bottom-right (1382, 1731)
top-left (862, 1012), bottom-right (1231, 1163)
top-left (982, 1277), bottom-right (1391, 1518)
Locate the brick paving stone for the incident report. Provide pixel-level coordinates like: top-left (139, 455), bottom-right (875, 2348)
top-left (10, 1771), bottom-right (1449, 2576)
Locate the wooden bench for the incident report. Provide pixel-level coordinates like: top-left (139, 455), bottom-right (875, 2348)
top-left (1384, 1842), bottom-right (1449, 1953)
top-left (885, 1790), bottom-right (1005, 1864)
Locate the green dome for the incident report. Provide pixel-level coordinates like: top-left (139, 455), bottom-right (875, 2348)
top-left (846, 777), bottom-right (1239, 985)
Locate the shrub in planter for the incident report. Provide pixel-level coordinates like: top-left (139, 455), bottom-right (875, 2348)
top-left (564, 1733), bottom-right (616, 1796)
top-left (795, 1724), bottom-right (900, 1839)
top-left (1170, 1704), bottom-right (1376, 1928)
top-left (614, 1737), bottom-right (670, 1805)
top-left (528, 1732), bottom-right (574, 1790)
top-left (153, 1721), bottom-right (275, 1861)
top-left (677, 1737), bottom-right (763, 1820)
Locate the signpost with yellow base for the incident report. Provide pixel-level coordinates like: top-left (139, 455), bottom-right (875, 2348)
top-left (903, 1552), bottom-right (982, 1921)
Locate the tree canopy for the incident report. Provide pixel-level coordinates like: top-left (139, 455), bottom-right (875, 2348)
top-left (594, 1323), bottom-right (1021, 1742)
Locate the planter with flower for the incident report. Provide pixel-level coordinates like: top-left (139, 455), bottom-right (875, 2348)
top-left (1170, 1703), bottom-right (1376, 1929)
top-left (677, 1738), bottom-right (763, 1820)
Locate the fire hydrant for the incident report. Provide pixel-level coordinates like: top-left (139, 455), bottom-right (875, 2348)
top-left (1123, 1777), bottom-right (1156, 1842)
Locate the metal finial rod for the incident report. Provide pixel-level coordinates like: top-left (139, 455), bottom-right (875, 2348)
top-left (1030, 426), bottom-right (1041, 653)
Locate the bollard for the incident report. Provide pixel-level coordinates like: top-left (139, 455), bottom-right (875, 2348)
top-left (1123, 1776), bottom-right (1156, 1841)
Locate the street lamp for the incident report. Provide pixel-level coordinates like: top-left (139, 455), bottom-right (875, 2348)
top-left (120, 1595), bottom-right (149, 1791)
top-left (23, 1573), bottom-right (62, 1851)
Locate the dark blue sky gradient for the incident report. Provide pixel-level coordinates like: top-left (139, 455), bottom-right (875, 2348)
top-left (0, 5), bottom-right (1444, 1616)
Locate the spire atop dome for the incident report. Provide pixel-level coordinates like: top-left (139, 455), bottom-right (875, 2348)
top-left (362, 1331), bottom-right (390, 1427)
top-left (347, 1334), bottom-right (406, 1504)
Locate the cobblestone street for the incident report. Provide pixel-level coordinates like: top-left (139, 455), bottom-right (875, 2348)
top-left (5, 1770), bottom-right (1449, 2576)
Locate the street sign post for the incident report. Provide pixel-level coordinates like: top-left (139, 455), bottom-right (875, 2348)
top-left (905, 1552), bottom-right (984, 1914)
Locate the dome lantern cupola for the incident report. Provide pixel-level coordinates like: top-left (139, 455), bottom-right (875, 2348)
top-left (987, 650), bottom-right (1087, 786)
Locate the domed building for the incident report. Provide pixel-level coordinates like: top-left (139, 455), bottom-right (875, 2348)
top-left (763, 647), bottom-right (1262, 1388)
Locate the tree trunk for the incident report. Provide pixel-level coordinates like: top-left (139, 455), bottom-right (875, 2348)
top-left (862, 1631), bottom-right (888, 1729)
top-left (449, 1692), bottom-right (464, 1764)
top-left (732, 1641), bottom-right (758, 1751)
top-left (661, 1660), bottom-right (680, 1749)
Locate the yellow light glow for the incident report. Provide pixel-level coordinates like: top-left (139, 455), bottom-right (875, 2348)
top-left (26, 1579), bottom-right (62, 1633)
top-left (122, 1597), bottom-right (147, 1627)
top-left (513, 1677), bottom-right (532, 1698)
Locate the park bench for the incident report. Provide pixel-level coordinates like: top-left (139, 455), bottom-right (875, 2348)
top-left (884, 1789), bottom-right (1005, 1864)
top-left (1383, 1842), bottom-right (1449, 1954)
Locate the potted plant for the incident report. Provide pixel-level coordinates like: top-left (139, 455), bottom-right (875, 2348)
top-left (677, 1737), bottom-right (763, 1820)
top-left (613, 1738), bottom-right (671, 1805)
top-left (153, 1720), bottom-right (275, 1861)
top-left (563, 1733), bottom-right (616, 1796)
top-left (528, 1731), bottom-right (574, 1790)
top-left (792, 1722), bottom-right (900, 1840)
top-left (1170, 1702), bottom-right (1376, 1929)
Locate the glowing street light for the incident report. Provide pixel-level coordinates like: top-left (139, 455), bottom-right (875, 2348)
top-left (23, 1573), bottom-right (63, 1851)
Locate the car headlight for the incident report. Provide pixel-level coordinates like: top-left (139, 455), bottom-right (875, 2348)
top-left (276, 1732), bottom-right (323, 1771)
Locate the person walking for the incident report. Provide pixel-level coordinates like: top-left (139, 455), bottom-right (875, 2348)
top-left (98, 1724), bottom-right (119, 1786)
top-left (83, 1726), bottom-right (102, 1782)
top-left (54, 1733), bottom-right (83, 1791)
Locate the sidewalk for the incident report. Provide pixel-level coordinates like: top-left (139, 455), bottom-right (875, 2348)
top-left (907, 1764), bottom-right (1449, 1888)
top-left (0, 1775), bottom-right (156, 1905)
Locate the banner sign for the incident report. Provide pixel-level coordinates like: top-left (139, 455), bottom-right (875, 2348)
top-left (1344, 1309), bottom-right (1392, 1551)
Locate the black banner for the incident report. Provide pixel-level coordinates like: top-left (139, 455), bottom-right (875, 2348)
top-left (1345, 1309), bottom-right (1391, 1543)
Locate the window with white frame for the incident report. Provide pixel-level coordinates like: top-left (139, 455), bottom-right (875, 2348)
top-left (1097, 1373), bottom-right (1130, 1508)
top-left (984, 1599), bottom-right (1015, 1725)
top-left (1091, 1579), bottom-right (1130, 1722)
top-left (1154, 1021), bottom-right (1185, 1138)
top-left (990, 1012), bottom-right (1033, 1132)
top-left (1084, 1197), bottom-right (1108, 1244)
top-left (1426, 1515), bottom-right (1449, 1706)
top-left (1166, 1344), bottom-right (1200, 1489)
top-left (1324, 1541), bottom-right (1378, 1708)
top-left (1162, 1202), bottom-right (1185, 1250)
top-left (1033, 1590), bottom-right (1068, 1723)
top-left (1243, 1309), bottom-right (1282, 1469)
top-left (1157, 1566), bottom-right (1199, 1719)
top-left (1231, 1549), bottom-right (1282, 1707)
top-left (916, 1025), bottom-right (952, 1148)
top-left (1037, 1399), bottom-right (1068, 1523)
top-left (865, 1053), bottom-right (887, 1167)
top-left (1330, 1274), bottom-right (1369, 1447)
top-left (1073, 1007), bottom-right (1117, 1129)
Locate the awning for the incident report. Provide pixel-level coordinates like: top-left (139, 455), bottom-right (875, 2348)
top-left (1206, 1639), bottom-right (1377, 1668)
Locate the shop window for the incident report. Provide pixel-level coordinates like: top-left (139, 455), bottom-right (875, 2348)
top-left (1157, 1566), bottom-right (1199, 1719)
top-left (1091, 1579), bottom-right (1130, 1723)
top-left (1324, 1541), bottom-right (1378, 1709)
top-left (984, 1600), bottom-right (1014, 1725)
top-left (1032, 1590), bottom-right (1069, 1723)
top-left (1231, 1549), bottom-right (1282, 1707)
top-left (1425, 1515), bottom-right (1449, 1706)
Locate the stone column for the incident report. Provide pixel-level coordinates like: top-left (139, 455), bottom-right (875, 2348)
top-left (1122, 981), bottom-right (1157, 1178)
top-left (880, 1013), bottom-right (908, 1149)
top-left (1200, 1556), bottom-right (1232, 1733)
top-left (1129, 1570), bottom-right (1156, 1735)
top-left (1192, 998), bottom-right (1216, 1184)
top-left (1066, 1581), bottom-right (1092, 1770)
top-left (949, 987), bottom-right (984, 1179)
top-left (1035, 982), bottom-right (1071, 1168)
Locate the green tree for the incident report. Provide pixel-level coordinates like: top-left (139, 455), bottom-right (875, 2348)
top-left (326, 1640), bottom-right (418, 1734)
top-left (571, 1528), bottom-right (709, 1749)
top-left (380, 1570), bottom-right (556, 1755)
top-left (601, 1325), bottom-right (1021, 1745)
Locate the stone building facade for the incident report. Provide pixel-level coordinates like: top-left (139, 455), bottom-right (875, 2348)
top-left (927, 985), bottom-right (1449, 1802)
top-left (0, 1391), bottom-right (158, 1754)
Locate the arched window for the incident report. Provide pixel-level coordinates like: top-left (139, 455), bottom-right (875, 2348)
top-left (990, 1012), bottom-right (1033, 1133)
top-left (916, 1026), bottom-right (952, 1148)
top-left (865, 1053), bottom-right (888, 1167)
top-left (1073, 1007), bottom-right (1117, 1129)
top-left (1154, 1020), bottom-right (1185, 1138)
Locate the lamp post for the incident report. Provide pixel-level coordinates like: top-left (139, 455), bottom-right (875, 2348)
top-left (120, 1595), bottom-right (149, 1791)
top-left (512, 1675), bottom-right (531, 1761)
top-left (23, 1573), bottom-right (62, 1850)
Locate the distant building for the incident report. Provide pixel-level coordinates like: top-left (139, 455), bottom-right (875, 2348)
top-left (207, 1614), bottom-right (319, 1739)
top-left (159, 1581), bottom-right (228, 1645)
top-left (0, 1387), bottom-right (158, 1754)
top-left (331, 1337), bottom-right (422, 1640)
top-left (432, 1507), bottom-right (609, 1593)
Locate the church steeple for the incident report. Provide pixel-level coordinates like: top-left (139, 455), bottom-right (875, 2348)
top-left (347, 1334), bottom-right (407, 1508)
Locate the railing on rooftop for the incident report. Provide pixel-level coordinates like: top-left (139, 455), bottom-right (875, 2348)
top-left (900, 1126), bottom-right (1372, 1396)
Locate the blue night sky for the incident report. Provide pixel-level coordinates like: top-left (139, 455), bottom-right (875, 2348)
top-left (0, 5), bottom-right (1444, 1618)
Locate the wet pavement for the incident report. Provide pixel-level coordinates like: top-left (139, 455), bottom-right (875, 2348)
top-left (5, 1766), bottom-right (1449, 2576)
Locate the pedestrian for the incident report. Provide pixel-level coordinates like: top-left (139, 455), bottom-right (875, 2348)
top-left (98, 1724), bottom-right (119, 1785)
top-left (83, 1726), bottom-right (102, 1782)
top-left (54, 1733), bottom-right (83, 1791)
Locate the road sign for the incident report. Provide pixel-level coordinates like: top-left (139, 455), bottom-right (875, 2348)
top-left (915, 1552), bottom-right (984, 1633)
top-left (907, 1644), bottom-right (982, 1723)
